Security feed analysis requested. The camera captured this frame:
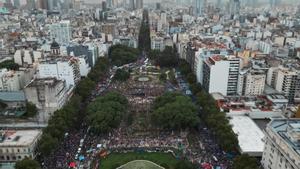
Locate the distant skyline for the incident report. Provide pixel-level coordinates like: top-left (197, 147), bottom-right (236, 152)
top-left (1, 0), bottom-right (299, 6)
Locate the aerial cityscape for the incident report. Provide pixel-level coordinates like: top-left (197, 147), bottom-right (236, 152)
top-left (0, 0), bottom-right (300, 169)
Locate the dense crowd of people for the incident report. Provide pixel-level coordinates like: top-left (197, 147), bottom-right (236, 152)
top-left (41, 57), bottom-right (233, 169)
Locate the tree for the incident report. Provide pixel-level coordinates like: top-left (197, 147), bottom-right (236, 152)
top-left (190, 83), bottom-right (202, 94)
top-left (0, 60), bottom-right (19, 70)
top-left (38, 133), bottom-right (59, 156)
top-left (178, 59), bottom-right (191, 75)
top-left (76, 77), bottom-right (96, 99)
top-left (152, 92), bottom-right (200, 129)
top-left (186, 73), bottom-right (196, 84)
top-left (88, 57), bottom-right (109, 82)
top-left (175, 160), bottom-right (197, 169)
top-left (149, 50), bottom-right (160, 61)
top-left (156, 47), bottom-right (178, 67)
top-left (15, 158), bottom-right (41, 169)
top-left (168, 70), bottom-right (177, 85)
top-left (0, 101), bottom-right (7, 110)
top-left (159, 72), bottom-right (167, 82)
top-left (152, 92), bottom-right (181, 110)
top-left (87, 92), bottom-right (128, 134)
top-left (114, 69), bottom-right (130, 81)
top-left (179, 60), bottom-right (239, 153)
top-left (23, 102), bottom-right (38, 117)
top-left (233, 154), bottom-right (259, 169)
top-left (109, 45), bottom-right (139, 66)
top-left (37, 53), bottom-right (107, 158)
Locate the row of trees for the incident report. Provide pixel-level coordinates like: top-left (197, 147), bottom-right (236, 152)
top-left (178, 59), bottom-right (238, 152)
top-left (149, 47), bottom-right (179, 68)
top-left (37, 57), bottom-right (110, 158)
top-left (113, 69), bottom-right (130, 82)
top-left (0, 60), bottom-right (19, 70)
top-left (15, 158), bottom-right (41, 169)
top-left (151, 92), bottom-right (200, 130)
top-left (22, 102), bottom-right (38, 118)
top-left (178, 59), bottom-right (258, 168)
top-left (138, 9), bottom-right (151, 52)
top-left (109, 44), bottom-right (139, 66)
top-left (87, 92), bottom-right (128, 134)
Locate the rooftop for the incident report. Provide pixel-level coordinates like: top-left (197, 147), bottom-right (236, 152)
top-left (269, 119), bottom-right (300, 156)
top-left (26, 78), bottom-right (63, 88)
top-left (229, 116), bottom-right (265, 156)
top-left (0, 130), bottom-right (42, 147)
top-left (0, 91), bottom-right (26, 102)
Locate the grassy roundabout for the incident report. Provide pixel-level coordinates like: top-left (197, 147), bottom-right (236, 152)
top-left (99, 152), bottom-right (178, 169)
top-left (117, 160), bottom-right (164, 169)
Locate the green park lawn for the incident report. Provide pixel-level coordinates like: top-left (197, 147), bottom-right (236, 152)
top-left (99, 152), bottom-right (179, 169)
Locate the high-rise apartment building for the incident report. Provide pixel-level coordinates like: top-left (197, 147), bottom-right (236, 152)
top-left (50, 20), bottom-right (71, 45)
top-left (275, 67), bottom-right (300, 104)
top-left (261, 119), bottom-right (300, 169)
top-left (202, 55), bottom-right (241, 96)
top-left (267, 66), bottom-right (300, 103)
top-left (136, 0), bottom-right (143, 9)
top-left (0, 69), bottom-right (21, 92)
top-left (38, 57), bottom-right (81, 88)
top-left (238, 69), bottom-right (266, 96)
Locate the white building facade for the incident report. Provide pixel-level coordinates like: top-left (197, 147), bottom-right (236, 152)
top-left (0, 130), bottom-right (42, 162)
top-left (24, 78), bottom-right (69, 110)
top-left (238, 69), bottom-right (266, 96)
top-left (38, 57), bottom-right (80, 88)
top-left (261, 119), bottom-right (300, 169)
top-left (0, 69), bottom-right (21, 91)
top-left (202, 55), bottom-right (241, 96)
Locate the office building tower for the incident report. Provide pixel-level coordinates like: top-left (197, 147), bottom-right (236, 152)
top-left (270, 0), bottom-right (280, 8)
top-left (261, 119), bottom-right (300, 169)
top-left (102, 1), bottom-right (107, 11)
top-left (297, 5), bottom-right (300, 17)
top-left (136, 0), bottom-right (143, 9)
top-left (38, 0), bottom-right (48, 9)
top-left (129, 0), bottom-right (135, 10)
top-left (48, 0), bottom-right (54, 10)
top-left (50, 20), bottom-right (71, 45)
top-left (13, 0), bottom-right (20, 8)
top-left (106, 0), bottom-right (113, 8)
top-left (216, 0), bottom-right (221, 8)
top-left (156, 2), bottom-right (161, 10)
top-left (194, 0), bottom-right (203, 17)
top-left (26, 0), bottom-right (36, 9)
top-left (229, 0), bottom-right (240, 16)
